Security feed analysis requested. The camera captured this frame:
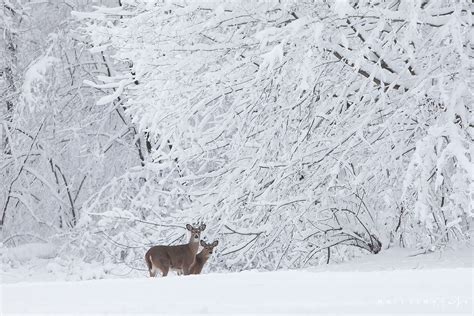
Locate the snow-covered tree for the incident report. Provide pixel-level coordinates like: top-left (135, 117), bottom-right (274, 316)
top-left (80, 0), bottom-right (471, 270)
top-left (0, 0), bottom-right (142, 248)
top-left (5, 0), bottom-right (471, 272)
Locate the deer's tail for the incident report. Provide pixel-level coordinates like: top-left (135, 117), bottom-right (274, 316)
top-left (145, 253), bottom-right (152, 271)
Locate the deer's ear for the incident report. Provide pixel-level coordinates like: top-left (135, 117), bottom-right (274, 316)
top-left (186, 224), bottom-right (192, 231)
top-left (200, 240), bottom-right (206, 247)
top-left (200, 223), bottom-right (206, 231)
top-left (212, 240), bottom-right (219, 247)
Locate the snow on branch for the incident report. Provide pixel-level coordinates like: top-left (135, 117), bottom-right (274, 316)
top-left (75, 0), bottom-right (472, 270)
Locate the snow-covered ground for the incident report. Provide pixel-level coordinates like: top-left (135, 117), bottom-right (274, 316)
top-left (1, 245), bottom-right (472, 314)
top-left (2, 268), bottom-right (472, 315)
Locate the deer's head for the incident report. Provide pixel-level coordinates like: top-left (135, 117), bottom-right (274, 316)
top-left (199, 240), bottom-right (218, 256)
top-left (186, 223), bottom-right (206, 242)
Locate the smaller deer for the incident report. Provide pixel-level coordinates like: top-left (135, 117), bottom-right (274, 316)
top-left (190, 240), bottom-right (218, 275)
top-left (145, 223), bottom-right (206, 277)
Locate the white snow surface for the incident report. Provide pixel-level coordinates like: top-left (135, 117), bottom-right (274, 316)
top-left (1, 246), bottom-right (472, 315)
top-left (2, 268), bottom-right (472, 315)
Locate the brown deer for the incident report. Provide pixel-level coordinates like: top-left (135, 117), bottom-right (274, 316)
top-left (145, 223), bottom-right (206, 277)
top-left (190, 240), bottom-right (218, 275)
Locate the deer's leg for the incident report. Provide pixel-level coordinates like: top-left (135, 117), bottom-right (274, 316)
top-left (161, 265), bottom-right (169, 277)
top-left (156, 258), bottom-right (170, 277)
top-left (150, 257), bottom-right (169, 277)
top-left (182, 265), bottom-right (190, 276)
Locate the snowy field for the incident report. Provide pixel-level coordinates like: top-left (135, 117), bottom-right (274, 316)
top-left (2, 246), bottom-right (472, 315)
top-left (2, 268), bottom-right (472, 315)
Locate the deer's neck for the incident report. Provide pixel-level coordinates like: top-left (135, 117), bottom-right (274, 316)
top-left (196, 250), bottom-right (210, 263)
top-left (188, 238), bottom-right (200, 255)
